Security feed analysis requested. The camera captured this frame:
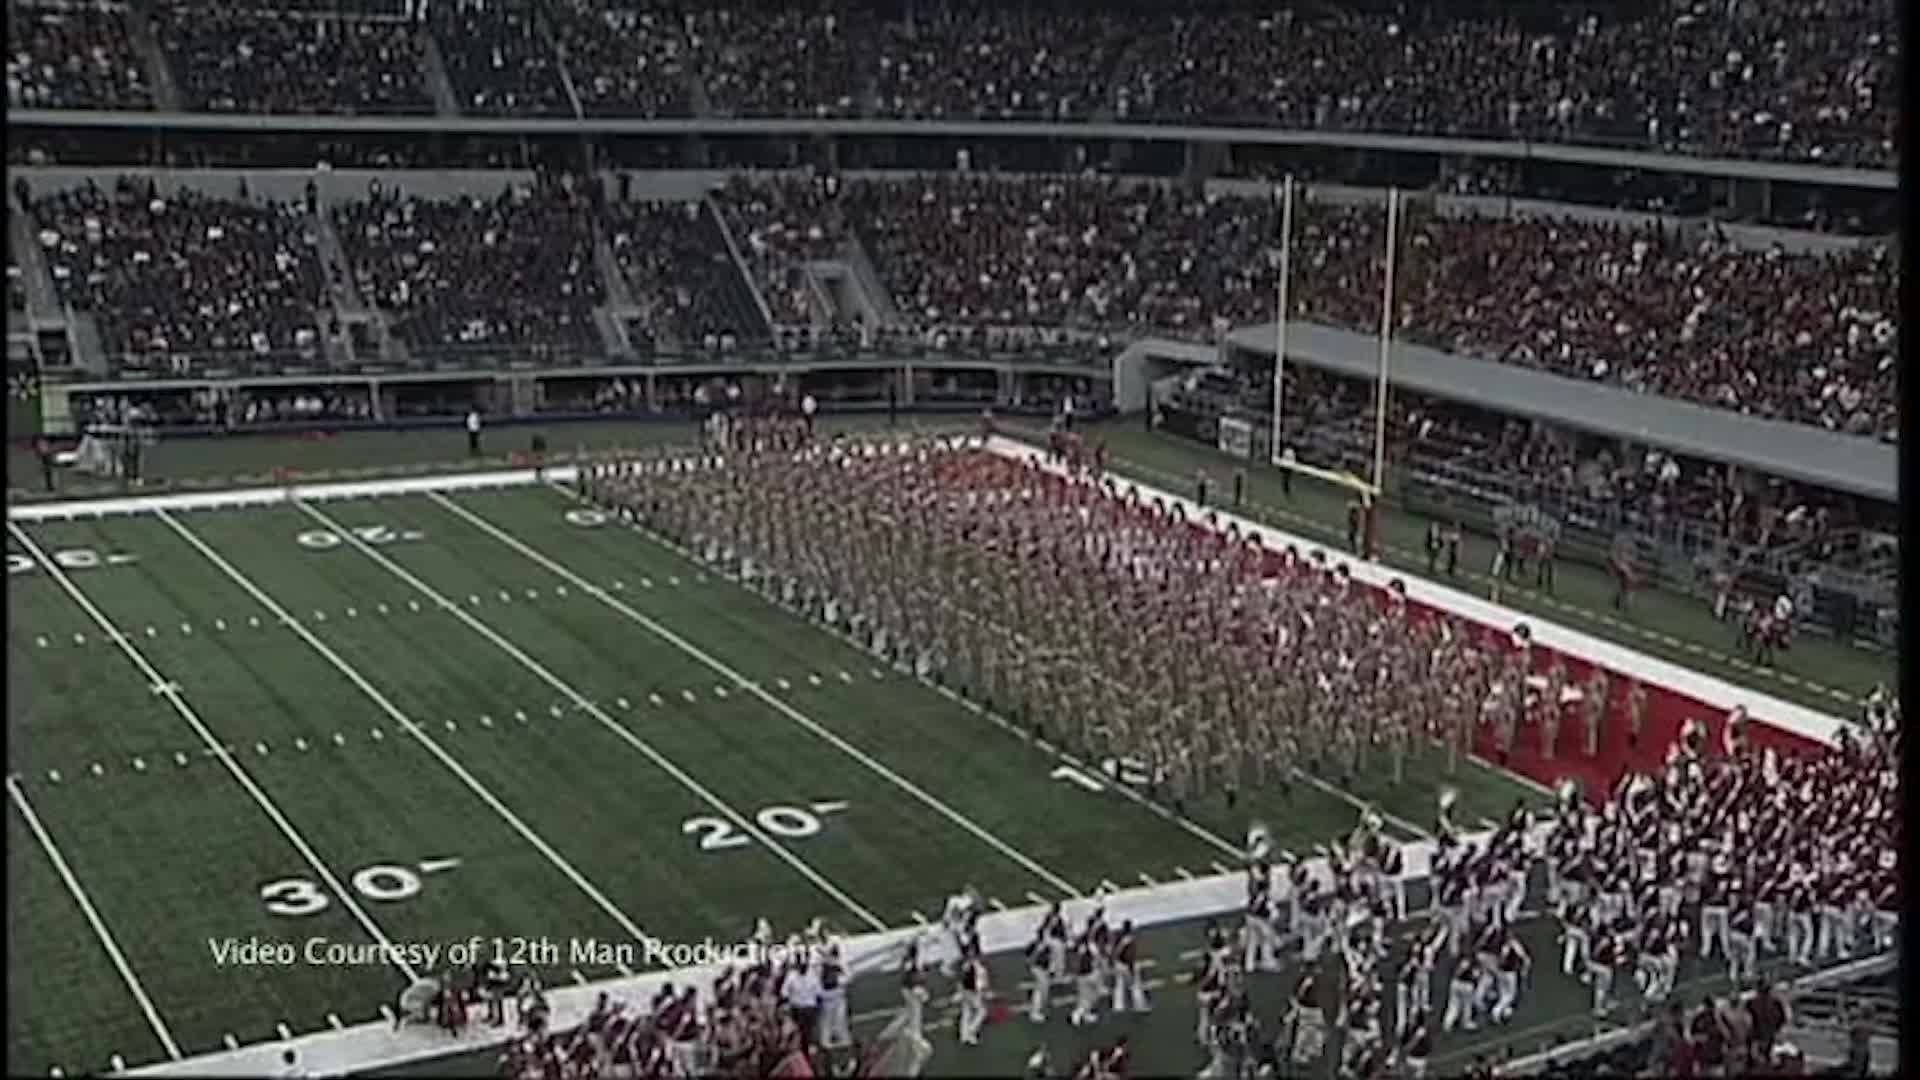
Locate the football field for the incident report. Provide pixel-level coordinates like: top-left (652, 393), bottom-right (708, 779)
top-left (9, 459), bottom-right (1576, 1076)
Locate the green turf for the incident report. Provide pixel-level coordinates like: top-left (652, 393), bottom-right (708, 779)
top-left (2, 431), bottom-right (1851, 1075)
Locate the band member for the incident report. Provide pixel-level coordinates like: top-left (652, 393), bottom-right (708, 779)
top-left (1442, 956), bottom-right (1479, 1033)
top-left (899, 944), bottom-right (930, 1046)
top-left (1110, 920), bottom-right (1150, 1014)
top-left (1027, 906), bottom-right (1066, 1022)
top-left (1069, 933), bottom-right (1102, 1027)
top-left (956, 947), bottom-right (989, 1046)
top-left (1283, 972), bottom-right (1326, 1066)
top-left (818, 946), bottom-right (851, 1049)
top-left (1491, 933), bottom-right (1530, 1024)
top-left (1399, 1009), bottom-right (1433, 1078)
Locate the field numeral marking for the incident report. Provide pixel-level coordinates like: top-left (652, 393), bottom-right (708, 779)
top-left (296, 525), bottom-right (425, 551)
top-left (1050, 765), bottom-right (1107, 793)
top-left (682, 802), bottom-right (843, 853)
top-left (262, 860), bottom-right (443, 917)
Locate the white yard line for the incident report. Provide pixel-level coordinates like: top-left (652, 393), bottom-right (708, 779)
top-left (428, 490), bottom-right (1084, 900)
top-left (7, 776), bottom-right (182, 1061)
top-left (290, 499), bottom-right (886, 932)
top-left (7, 522), bottom-right (420, 985)
top-left (154, 508), bottom-right (658, 950)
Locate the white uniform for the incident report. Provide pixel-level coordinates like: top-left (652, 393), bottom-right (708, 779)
top-left (956, 958), bottom-right (988, 1045)
top-left (817, 961), bottom-right (850, 1049)
top-left (940, 893), bottom-right (975, 975)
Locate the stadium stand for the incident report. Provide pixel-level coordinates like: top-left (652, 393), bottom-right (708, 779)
top-left (150, 2), bottom-right (434, 114)
top-left (688, 7), bottom-right (865, 118)
top-left (332, 180), bottom-right (605, 354)
top-left (429, 0), bottom-right (574, 117)
top-left (28, 176), bottom-right (326, 367)
top-left (604, 198), bottom-right (768, 351)
top-left (6, 0), bottom-right (153, 110)
top-left (544, 0), bottom-right (693, 117)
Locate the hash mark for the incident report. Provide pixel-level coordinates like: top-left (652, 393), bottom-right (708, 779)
top-left (1174, 867), bottom-right (1195, 880)
top-left (1209, 862), bottom-right (1232, 875)
top-left (1025, 891), bottom-right (1048, 905)
top-left (408, 600), bottom-right (420, 612)
top-left (837, 670), bottom-right (853, 683)
top-left (808, 674), bottom-right (822, 686)
top-left (376, 604), bottom-right (389, 615)
top-left (909, 911), bottom-right (930, 925)
top-left (776, 678), bottom-right (791, 691)
top-left (132, 758), bottom-right (146, 772)
top-left (868, 669), bottom-right (884, 680)
top-left (444, 720), bottom-right (457, 732)
top-left (615, 962), bottom-right (634, 977)
top-left (467, 595), bottom-right (480, 606)
top-left (346, 607), bottom-right (358, 618)
top-left (276, 1023), bottom-right (292, 1040)
top-left (294, 738), bottom-right (309, 751)
top-left (110, 1056), bottom-right (126, 1073)
top-left (33, 636), bottom-right (47, 648)
top-left (497, 591), bottom-right (511, 603)
top-left (681, 689), bottom-right (697, 703)
top-left (570, 970), bottom-right (588, 986)
top-left (370, 729), bottom-right (384, 741)
top-left (71, 633), bottom-right (86, 645)
top-left (713, 686), bottom-right (729, 699)
top-left (1099, 879), bottom-right (1122, 894)
top-left (615, 580), bottom-right (629, 590)
top-left (214, 619), bottom-right (227, 631)
top-left (332, 732), bottom-right (346, 746)
top-left (223, 1034), bottom-right (240, 1050)
top-left (255, 743), bottom-right (269, 756)
top-left (89, 763), bottom-right (103, 777)
top-left (526, 589), bottom-right (540, 600)
top-left (180, 623), bottom-right (193, 635)
top-left (327, 1013), bottom-right (344, 1030)
top-left (513, 710), bottom-right (529, 723)
top-left (666, 577), bottom-right (679, 587)
top-left (478, 716), bottom-right (493, 728)
top-left (1138, 873), bottom-right (1157, 886)
top-left (248, 616), bottom-right (260, 628)
top-left (648, 693), bottom-right (663, 706)
top-left (615, 698), bottom-right (630, 710)
top-left (376, 1007), bottom-right (393, 1025)
top-left (173, 752), bottom-right (188, 766)
top-left (988, 897), bottom-right (1009, 911)
top-left (639, 579), bottom-right (652, 589)
top-left (548, 705), bottom-right (563, 717)
top-left (145, 627), bottom-right (157, 638)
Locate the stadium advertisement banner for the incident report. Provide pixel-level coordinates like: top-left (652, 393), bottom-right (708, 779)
top-left (1217, 416), bottom-right (1254, 460)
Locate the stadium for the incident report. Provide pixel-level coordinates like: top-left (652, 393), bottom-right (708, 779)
top-left (4, 0), bottom-right (1900, 1077)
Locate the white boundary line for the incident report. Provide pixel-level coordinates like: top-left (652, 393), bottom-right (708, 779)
top-left (7, 776), bottom-right (183, 1063)
top-left (7, 458), bottom-right (1844, 747)
top-left (8, 521), bottom-right (420, 987)
top-left (152, 507), bottom-right (659, 950)
top-left (289, 497), bottom-right (889, 932)
top-left (426, 490), bottom-right (1085, 900)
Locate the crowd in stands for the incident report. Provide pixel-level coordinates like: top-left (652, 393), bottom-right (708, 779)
top-left (689, 8), bottom-right (864, 118)
top-left (544, 0), bottom-right (691, 117)
top-left (30, 176), bottom-right (326, 360)
top-left (819, 177), bottom-right (1898, 435)
top-left (8, 0), bottom-right (1897, 167)
top-left (152, 3), bottom-right (433, 114)
top-left (605, 199), bottom-right (761, 351)
top-left (719, 175), bottom-right (843, 327)
top-left (333, 180), bottom-right (604, 351)
top-left (430, 0), bottom-right (573, 116)
top-left (7, 1), bottom-right (152, 110)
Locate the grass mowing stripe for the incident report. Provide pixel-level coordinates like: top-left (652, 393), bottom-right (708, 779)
top-left (291, 497), bottom-right (889, 932)
top-left (429, 490), bottom-right (1086, 901)
top-left (7, 521), bottom-right (421, 986)
top-left (6, 777), bottom-right (183, 1061)
top-left (153, 507), bottom-right (660, 951)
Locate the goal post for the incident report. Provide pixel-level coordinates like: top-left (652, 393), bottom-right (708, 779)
top-left (1266, 179), bottom-right (1398, 512)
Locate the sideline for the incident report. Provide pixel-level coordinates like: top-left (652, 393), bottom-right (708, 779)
top-left (980, 436), bottom-right (1847, 748)
top-left (123, 826), bottom-right (1522, 1077)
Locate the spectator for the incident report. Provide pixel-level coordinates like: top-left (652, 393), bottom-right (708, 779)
top-left (153, 4), bottom-right (433, 114)
top-left (7, 2), bottom-right (153, 110)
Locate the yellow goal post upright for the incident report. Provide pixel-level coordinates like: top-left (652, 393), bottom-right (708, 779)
top-left (1266, 177), bottom-right (1401, 550)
